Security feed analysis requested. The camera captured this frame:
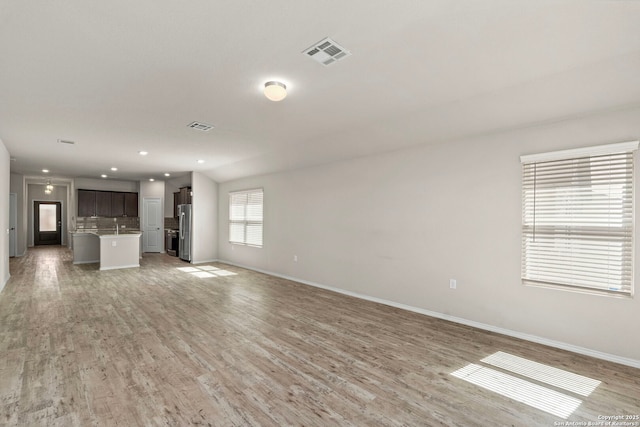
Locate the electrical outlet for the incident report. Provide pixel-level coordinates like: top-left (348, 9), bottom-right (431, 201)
top-left (449, 279), bottom-right (457, 289)
top-left (112, 241), bottom-right (117, 247)
top-left (293, 255), bottom-right (298, 262)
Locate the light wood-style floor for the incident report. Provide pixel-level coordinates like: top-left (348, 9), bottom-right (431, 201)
top-left (1, 247), bottom-right (639, 426)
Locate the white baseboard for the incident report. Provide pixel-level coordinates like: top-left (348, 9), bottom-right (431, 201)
top-left (218, 259), bottom-right (640, 369)
top-left (192, 258), bottom-right (219, 265)
top-left (73, 260), bottom-right (99, 265)
top-left (99, 264), bottom-right (140, 271)
top-left (0, 273), bottom-right (9, 294)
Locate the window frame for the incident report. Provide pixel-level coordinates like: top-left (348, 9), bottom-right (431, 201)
top-left (520, 141), bottom-right (638, 297)
top-left (228, 188), bottom-right (263, 248)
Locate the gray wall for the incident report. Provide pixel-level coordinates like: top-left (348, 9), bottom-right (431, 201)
top-left (218, 105), bottom-right (640, 365)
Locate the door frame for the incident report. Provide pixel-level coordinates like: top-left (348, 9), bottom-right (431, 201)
top-left (33, 200), bottom-right (63, 246)
top-left (9, 193), bottom-right (17, 257)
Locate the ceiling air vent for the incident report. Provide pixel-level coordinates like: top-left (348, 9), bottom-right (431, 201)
top-left (188, 121), bottom-right (214, 132)
top-left (57, 139), bottom-right (75, 145)
top-left (302, 37), bottom-right (351, 66)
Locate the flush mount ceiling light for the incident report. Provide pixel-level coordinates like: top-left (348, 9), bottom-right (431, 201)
top-left (264, 81), bottom-right (287, 101)
top-left (197, 159), bottom-right (205, 164)
top-left (101, 174), bottom-right (107, 178)
top-left (138, 151), bottom-right (148, 156)
top-left (110, 167), bottom-right (118, 171)
top-left (164, 173), bottom-right (171, 177)
top-left (42, 169), bottom-right (49, 173)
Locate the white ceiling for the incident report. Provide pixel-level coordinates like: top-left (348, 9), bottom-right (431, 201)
top-left (1, 0), bottom-right (639, 183)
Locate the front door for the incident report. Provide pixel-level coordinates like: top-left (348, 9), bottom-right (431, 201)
top-left (34, 201), bottom-right (61, 246)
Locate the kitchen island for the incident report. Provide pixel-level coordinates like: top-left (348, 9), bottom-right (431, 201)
top-left (71, 231), bottom-right (142, 270)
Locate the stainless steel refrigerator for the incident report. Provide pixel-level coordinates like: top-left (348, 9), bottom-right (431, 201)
top-left (178, 204), bottom-right (192, 262)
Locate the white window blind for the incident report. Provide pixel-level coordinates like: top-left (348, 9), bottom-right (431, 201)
top-left (229, 189), bottom-right (263, 247)
top-left (520, 141), bottom-right (638, 296)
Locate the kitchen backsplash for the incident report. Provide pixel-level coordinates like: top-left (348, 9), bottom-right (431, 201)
top-left (76, 216), bottom-right (140, 231)
top-left (164, 217), bottom-right (179, 230)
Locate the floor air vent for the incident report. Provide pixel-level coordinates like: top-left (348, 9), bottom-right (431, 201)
top-left (188, 121), bottom-right (214, 132)
top-left (302, 37), bottom-right (351, 66)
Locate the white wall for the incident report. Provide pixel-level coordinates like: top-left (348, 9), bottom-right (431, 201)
top-left (0, 139), bottom-right (10, 290)
top-left (74, 177), bottom-right (138, 193)
top-left (218, 106), bottom-right (640, 365)
top-left (192, 172), bottom-right (217, 263)
top-left (9, 173), bottom-right (26, 256)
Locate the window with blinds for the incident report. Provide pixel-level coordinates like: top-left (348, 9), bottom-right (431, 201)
top-left (229, 189), bottom-right (263, 247)
top-left (520, 141), bottom-right (638, 297)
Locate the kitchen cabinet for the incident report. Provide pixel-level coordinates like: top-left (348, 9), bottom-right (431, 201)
top-left (173, 187), bottom-right (192, 217)
top-left (96, 191), bottom-right (112, 217)
top-left (179, 187), bottom-right (192, 205)
top-left (78, 190), bottom-right (139, 218)
top-left (124, 192), bottom-right (138, 217)
top-left (111, 192), bottom-right (125, 217)
top-left (78, 190), bottom-right (97, 217)
top-left (173, 192), bottom-right (180, 218)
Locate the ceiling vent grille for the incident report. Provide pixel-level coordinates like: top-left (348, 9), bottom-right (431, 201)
top-left (302, 37), bottom-right (351, 66)
top-left (188, 121), bottom-right (214, 132)
top-left (57, 139), bottom-right (75, 145)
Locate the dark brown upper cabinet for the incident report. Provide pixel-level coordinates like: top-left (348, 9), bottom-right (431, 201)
top-left (124, 192), bottom-right (138, 217)
top-left (77, 190), bottom-right (97, 217)
top-left (173, 187), bottom-right (192, 217)
top-left (77, 190), bottom-right (139, 218)
top-left (111, 192), bottom-right (125, 217)
top-left (95, 191), bottom-right (112, 217)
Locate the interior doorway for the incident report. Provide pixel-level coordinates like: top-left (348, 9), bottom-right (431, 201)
top-left (34, 201), bottom-right (62, 246)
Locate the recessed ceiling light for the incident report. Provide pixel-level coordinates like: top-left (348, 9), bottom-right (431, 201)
top-left (101, 174), bottom-right (108, 178)
top-left (197, 159), bottom-right (205, 164)
top-left (139, 151), bottom-right (148, 156)
top-left (264, 81), bottom-right (287, 101)
top-left (149, 178), bottom-right (155, 182)
top-left (110, 167), bottom-right (118, 171)
top-left (42, 169), bottom-right (49, 173)
top-left (164, 173), bottom-right (171, 177)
